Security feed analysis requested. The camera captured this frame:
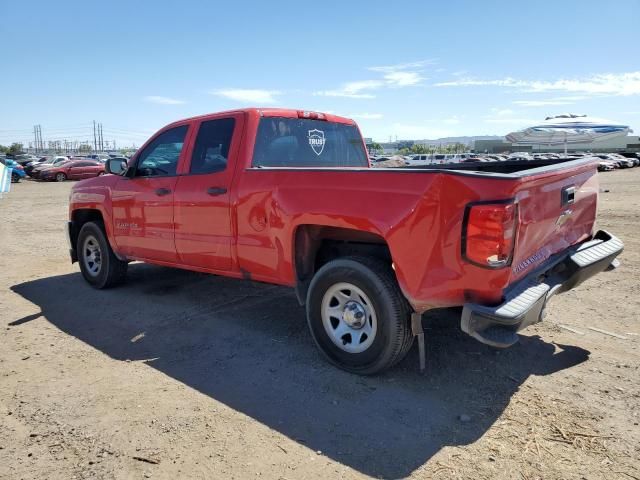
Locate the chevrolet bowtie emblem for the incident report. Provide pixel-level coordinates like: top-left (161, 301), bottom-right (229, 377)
top-left (555, 209), bottom-right (573, 227)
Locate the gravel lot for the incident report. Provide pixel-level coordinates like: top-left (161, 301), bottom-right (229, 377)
top-left (1, 170), bottom-right (639, 480)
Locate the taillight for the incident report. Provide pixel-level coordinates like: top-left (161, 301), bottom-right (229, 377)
top-left (462, 201), bottom-right (518, 268)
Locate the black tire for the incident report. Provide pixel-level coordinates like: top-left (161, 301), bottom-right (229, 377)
top-left (306, 256), bottom-right (414, 375)
top-left (55, 172), bottom-right (66, 182)
top-left (11, 173), bottom-right (21, 183)
top-left (77, 221), bottom-right (127, 289)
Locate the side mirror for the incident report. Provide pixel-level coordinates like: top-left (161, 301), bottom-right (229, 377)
top-left (105, 158), bottom-right (127, 175)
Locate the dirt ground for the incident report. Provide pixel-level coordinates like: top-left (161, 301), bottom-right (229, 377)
top-left (1, 169), bottom-right (638, 480)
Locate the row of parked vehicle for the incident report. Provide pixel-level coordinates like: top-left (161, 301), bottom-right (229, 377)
top-left (2, 153), bottom-right (129, 182)
top-left (371, 151), bottom-right (640, 171)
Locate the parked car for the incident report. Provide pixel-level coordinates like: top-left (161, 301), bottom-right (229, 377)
top-left (66, 108), bottom-right (623, 375)
top-left (86, 153), bottom-right (111, 163)
top-left (39, 159), bottom-right (105, 182)
top-left (0, 157), bottom-right (26, 182)
top-left (618, 152), bottom-right (640, 166)
top-left (606, 153), bottom-right (635, 168)
top-left (12, 154), bottom-right (39, 166)
top-left (24, 156), bottom-right (51, 175)
top-left (29, 156), bottom-right (69, 178)
top-left (597, 160), bottom-right (617, 172)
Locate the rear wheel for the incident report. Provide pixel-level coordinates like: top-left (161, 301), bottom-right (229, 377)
top-left (306, 256), bottom-right (413, 375)
top-left (11, 172), bottom-right (21, 183)
top-left (55, 172), bottom-right (66, 182)
top-left (77, 222), bottom-right (127, 288)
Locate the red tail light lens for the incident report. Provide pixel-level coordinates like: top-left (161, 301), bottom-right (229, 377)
top-left (462, 201), bottom-right (518, 268)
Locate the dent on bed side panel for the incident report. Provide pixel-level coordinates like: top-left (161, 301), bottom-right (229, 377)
top-left (388, 173), bottom-right (521, 311)
top-left (235, 169), bottom-right (526, 311)
top-left (234, 169), bottom-right (432, 286)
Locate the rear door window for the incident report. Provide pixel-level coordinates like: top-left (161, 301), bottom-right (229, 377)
top-left (190, 118), bottom-right (235, 174)
top-left (252, 118), bottom-right (367, 167)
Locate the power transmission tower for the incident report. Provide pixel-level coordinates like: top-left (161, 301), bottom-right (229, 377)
top-left (36, 125), bottom-right (43, 152)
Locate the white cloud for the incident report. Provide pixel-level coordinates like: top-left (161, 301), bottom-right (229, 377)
top-left (368, 59), bottom-right (436, 73)
top-left (211, 89), bottom-right (282, 104)
top-left (314, 80), bottom-right (383, 99)
top-left (314, 59), bottom-right (427, 98)
top-left (144, 96), bottom-right (185, 105)
top-left (435, 72), bottom-right (640, 96)
top-left (347, 113), bottom-right (383, 120)
top-left (383, 71), bottom-right (423, 87)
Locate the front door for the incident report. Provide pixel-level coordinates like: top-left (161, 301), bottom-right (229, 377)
top-left (111, 124), bottom-right (190, 263)
top-left (173, 115), bottom-right (242, 271)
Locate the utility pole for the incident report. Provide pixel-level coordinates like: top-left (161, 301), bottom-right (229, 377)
top-left (36, 125), bottom-right (43, 153)
top-left (99, 123), bottom-right (104, 151)
top-left (93, 120), bottom-right (97, 152)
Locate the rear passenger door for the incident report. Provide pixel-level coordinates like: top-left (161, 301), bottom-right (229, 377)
top-left (173, 114), bottom-right (244, 271)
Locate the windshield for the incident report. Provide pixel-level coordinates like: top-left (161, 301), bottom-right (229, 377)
top-left (252, 118), bottom-right (368, 168)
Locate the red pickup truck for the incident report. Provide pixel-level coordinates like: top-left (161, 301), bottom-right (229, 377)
top-left (67, 108), bottom-right (623, 374)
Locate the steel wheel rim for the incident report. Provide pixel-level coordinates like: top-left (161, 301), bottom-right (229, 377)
top-left (82, 235), bottom-right (102, 276)
top-left (321, 282), bottom-right (377, 354)
top-left (56, 173), bottom-right (65, 181)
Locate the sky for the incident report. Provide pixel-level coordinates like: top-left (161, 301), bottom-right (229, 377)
top-left (1, 0), bottom-right (639, 147)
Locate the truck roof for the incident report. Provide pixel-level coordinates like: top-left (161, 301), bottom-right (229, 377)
top-left (164, 108), bottom-right (356, 128)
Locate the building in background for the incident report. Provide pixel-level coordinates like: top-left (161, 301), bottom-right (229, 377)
top-left (474, 134), bottom-right (640, 154)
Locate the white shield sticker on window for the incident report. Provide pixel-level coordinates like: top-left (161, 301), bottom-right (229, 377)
top-left (308, 129), bottom-right (325, 156)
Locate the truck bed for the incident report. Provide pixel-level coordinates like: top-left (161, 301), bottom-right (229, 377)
top-left (395, 156), bottom-right (593, 175)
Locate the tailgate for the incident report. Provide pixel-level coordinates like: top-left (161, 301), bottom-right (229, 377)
top-left (510, 160), bottom-right (599, 281)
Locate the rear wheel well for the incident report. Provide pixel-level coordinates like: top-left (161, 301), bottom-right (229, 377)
top-left (71, 209), bottom-right (104, 250)
top-left (294, 225), bottom-right (392, 305)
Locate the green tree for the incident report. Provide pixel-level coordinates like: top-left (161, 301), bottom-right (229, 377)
top-left (8, 143), bottom-right (24, 156)
top-left (0, 145), bottom-right (7, 154)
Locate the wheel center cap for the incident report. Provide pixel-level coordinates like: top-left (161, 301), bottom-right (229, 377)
top-left (343, 301), bottom-right (366, 329)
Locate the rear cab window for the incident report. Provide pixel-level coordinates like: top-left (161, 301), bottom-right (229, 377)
top-left (252, 118), bottom-right (368, 168)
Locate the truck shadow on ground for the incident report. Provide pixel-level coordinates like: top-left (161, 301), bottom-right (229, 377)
top-left (11, 264), bottom-right (590, 479)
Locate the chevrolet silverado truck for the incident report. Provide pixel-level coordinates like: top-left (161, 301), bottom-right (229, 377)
top-left (66, 108), bottom-right (623, 374)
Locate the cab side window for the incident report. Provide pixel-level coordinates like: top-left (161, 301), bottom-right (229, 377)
top-left (190, 118), bottom-right (235, 174)
top-left (135, 125), bottom-right (188, 177)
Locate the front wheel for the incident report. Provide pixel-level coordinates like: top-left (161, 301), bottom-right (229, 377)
top-left (11, 173), bottom-right (21, 183)
top-left (77, 222), bottom-right (128, 288)
top-left (306, 257), bottom-right (414, 375)
top-left (55, 172), bottom-right (66, 182)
